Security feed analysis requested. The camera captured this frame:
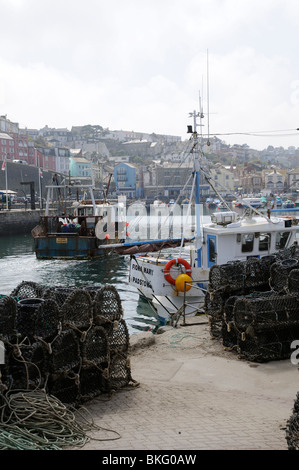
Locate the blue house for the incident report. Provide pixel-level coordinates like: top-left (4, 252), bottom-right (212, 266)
top-left (69, 157), bottom-right (92, 178)
top-left (114, 163), bottom-right (137, 199)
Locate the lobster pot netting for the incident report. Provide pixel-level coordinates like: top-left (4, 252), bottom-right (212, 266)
top-left (35, 299), bottom-right (63, 341)
top-left (205, 290), bottom-right (228, 339)
top-left (79, 365), bottom-right (110, 401)
top-left (287, 269), bottom-right (299, 294)
top-left (0, 296), bottom-right (17, 341)
top-left (48, 371), bottom-right (80, 408)
top-left (269, 258), bottom-right (299, 292)
top-left (16, 298), bottom-right (45, 341)
top-left (286, 393), bottom-right (299, 450)
top-left (109, 353), bottom-right (132, 391)
top-left (50, 329), bottom-right (81, 373)
top-left (10, 281), bottom-right (45, 300)
top-left (233, 293), bottom-right (299, 331)
top-left (80, 326), bottom-right (109, 367)
top-left (93, 286), bottom-right (123, 325)
top-left (105, 319), bottom-right (130, 354)
top-left (61, 289), bottom-right (93, 331)
top-left (8, 342), bottom-right (48, 390)
top-left (237, 326), bottom-right (299, 363)
top-left (43, 286), bottom-right (76, 307)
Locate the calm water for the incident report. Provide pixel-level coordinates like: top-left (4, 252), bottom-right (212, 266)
top-left (0, 233), bottom-right (160, 335)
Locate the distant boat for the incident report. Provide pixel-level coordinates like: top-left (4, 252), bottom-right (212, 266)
top-left (241, 197), bottom-right (263, 208)
top-left (282, 199), bottom-right (295, 209)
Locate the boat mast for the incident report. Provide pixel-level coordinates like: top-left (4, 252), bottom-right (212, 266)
top-left (189, 109), bottom-right (202, 268)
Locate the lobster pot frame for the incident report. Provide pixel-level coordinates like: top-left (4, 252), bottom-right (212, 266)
top-left (93, 285), bottom-right (123, 325)
top-left (82, 285), bottom-right (103, 300)
top-left (50, 329), bottom-right (81, 373)
top-left (109, 353), bottom-right (131, 391)
top-left (79, 365), bottom-right (109, 401)
top-left (237, 326), bottom-right (299, 363)
top-left (61, 289), bottom-right (93, 331)
top-left (105, 319), bottom-right (129, 354)
top-left (8, 342), bottom-right (48, 389)
top-left (269, 258), bottom-right (299, 293)
top-left (0, 296), bottom-right (17, 342)
top-left (48, 371), bottom-right (80, 408)
top-left (80, 326), bottom-right (109, 367)
top-left (222, 295), bottom-right (241, 348)
top-left (16, 298), bottom-right (45, 341)
top-left (10, 281), bottom-right (45, 300)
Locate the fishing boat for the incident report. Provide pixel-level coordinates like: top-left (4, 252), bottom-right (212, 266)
top-left (31, 181), bottom-right (128, 259)
top-left (127, 111), bottom-right (299, 324)
top-left (282, 199), bottom-right (296, 209)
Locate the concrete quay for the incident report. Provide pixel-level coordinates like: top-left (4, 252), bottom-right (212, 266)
top-left (75, 317), bottom-right (299, 451)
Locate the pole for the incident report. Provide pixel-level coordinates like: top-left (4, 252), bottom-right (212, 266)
top-left (5, 156), bottom-right (8, 210)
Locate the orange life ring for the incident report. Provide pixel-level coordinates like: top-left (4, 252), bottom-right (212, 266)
top-left (164, 258), bottom-right (192, 285)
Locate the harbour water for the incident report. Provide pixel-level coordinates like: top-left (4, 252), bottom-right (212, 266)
top-left (0, 233), bottom-right (160, 335)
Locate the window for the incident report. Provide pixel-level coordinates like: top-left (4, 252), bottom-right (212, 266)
top-left (258, 233), bottom-right (271, 251)
top-left (241, 233), bottom-right (254, 252)
top-left (208, 237), bottom-right (216, 262)
top-left (276, 232), bottom-right (289, 249)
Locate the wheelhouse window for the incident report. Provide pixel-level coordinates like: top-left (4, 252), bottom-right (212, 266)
top-left (241, 233), bottom-right (254, 252)
top-left (208, 237), bottom-right (216, 262)
top-left (276, 232), bottom-right (289, 249)
top-left (258, 233), bottom-right (271, 251)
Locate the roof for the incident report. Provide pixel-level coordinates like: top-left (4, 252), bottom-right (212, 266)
top-left (0, 132), bottom-right (13, 140)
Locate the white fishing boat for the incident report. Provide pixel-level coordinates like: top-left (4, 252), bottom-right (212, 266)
top-left (127, 111), bottom-right (299, 324)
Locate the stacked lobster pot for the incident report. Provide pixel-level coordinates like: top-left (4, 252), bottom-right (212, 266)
top-left (205, 248), bottom-right (299, 362)
top-left (0, 281), bottom-right (132, 407)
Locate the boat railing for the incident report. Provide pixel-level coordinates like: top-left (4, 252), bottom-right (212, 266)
top-left (171, 279), bottom-right (208, 327)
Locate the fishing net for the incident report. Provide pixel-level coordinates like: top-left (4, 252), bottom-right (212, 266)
top-left (105, 319), bottom-right (130, 354)
top-left (93, 285), bottom-right (123, 325)
top-left (287, 269), bottom-right (299, 294)
top-left (43, 286), bottom-right (76, 307)
top-left (35, 298), bottom-right (63, 341)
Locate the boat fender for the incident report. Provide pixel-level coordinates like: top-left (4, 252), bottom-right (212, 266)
top-left (164, 258), bottom-right (192, 286)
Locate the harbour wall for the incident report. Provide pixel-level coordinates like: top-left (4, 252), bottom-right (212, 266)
top-left (0, 209), bottom-right (42, 236)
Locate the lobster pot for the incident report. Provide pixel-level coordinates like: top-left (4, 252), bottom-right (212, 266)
top-left (17, 298), bottom-right (44, 340)
top-left (43, 286), bottom-right (76, 307)
top-left (83, 285), bottom-right (103, 300)
top-left (109, 353), bottom-right (131, 391)
top-left (245, 257), bottom-right (273, 291)
top-left (233, 293), bottom-right (299, 331)
top-left (209, 262), bottom-right (246, 293)
top-left (93, 285), bottom-right (123, 325)
top-left (35, 299), bottom-right (63, 341)
top-left (10, 281), bottom-right (45, 300)
top-left (0, 296), bottom-right (17, 342)
top-left (270, 258), bottom-right (298, 293)
top-left (237, 326), bottom-right (299, 363)
top-left (79, 365), bottom-right (109, 402)
top-left (62, 289), bottom-right (93, 331)
top-left (286, 393), bottom-right (299, 450)
top-left (8, 342), bottom-right (48, 389)
top-left (80, 326), bottom-right (109, 367)
top-left (287, 269), bottom-right (299, 294)
top-left (50, 329), bottom-right (80, 373)
top-left (105, 319), bottom-right (129, 354)
top-left (222, 296), bottom-right (241, 347)
top-left (48, 372), bottom-right (80, 407)
top-left (205, 290), bottom-right (228, 339)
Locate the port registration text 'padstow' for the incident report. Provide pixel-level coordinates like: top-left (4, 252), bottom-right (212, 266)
top-left (130, 262), bottom-right (153, 289)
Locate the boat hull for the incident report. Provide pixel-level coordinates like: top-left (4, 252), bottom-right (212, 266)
top-left (33, 234), bottom-right (112, 259)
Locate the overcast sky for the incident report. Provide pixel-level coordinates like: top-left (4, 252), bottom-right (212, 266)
top-left (1, 0), bottom-right (299, 150)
